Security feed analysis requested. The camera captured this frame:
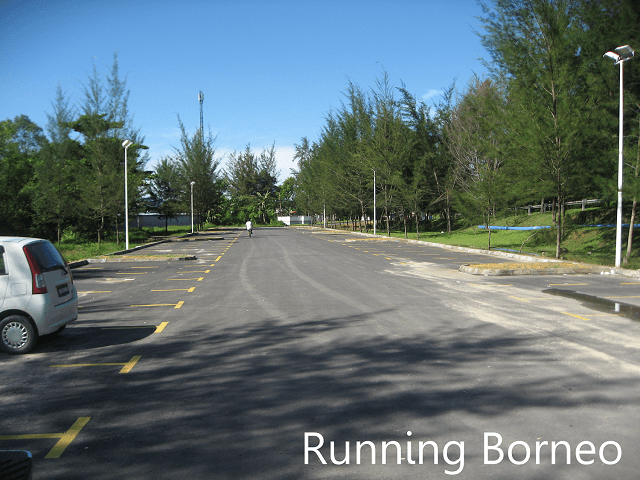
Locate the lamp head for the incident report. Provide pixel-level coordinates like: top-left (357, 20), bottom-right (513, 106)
top-left (190, 181), bottom-right (195, 186)
top-left (122, 140), bottom-right (133, 148)
top-left (603, 51), bottom-right (620, 62)
top-left (604, 45), bottom-right (635, 65)
top-left (615, 45), bottom-right (635, 60)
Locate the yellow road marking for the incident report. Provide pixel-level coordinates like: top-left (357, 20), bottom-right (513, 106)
top-left (155, 322), bottom-right (169, 333)
top-left (215, 256), bottom-right (222, 262)
top-left (621, 282), bottom-right (640, 285)
top-left (100, 322), bottom-right (169, 332)
top-left (548, 283), bottom-right (589, 286)
top-left (166, 277), bottom-right (201, 281)
top-left (151, 287), bottom-right (196, 292)
top-left (51, 356), bottom-right (141, 374)
top-left (181, 270), bottom-right (210, 273)
top-left (562, 312), bottom-right (590, 321)
top-left (130, 301), bottom-right (184, 308)
top-left (0, 417), bottom-right (92, 459)
top-left (120, 355), bottom-right (142, 373)
top-left (604, 296), bottom-right (640, 299)
top-left (46, 417), bottom-right (91, 457)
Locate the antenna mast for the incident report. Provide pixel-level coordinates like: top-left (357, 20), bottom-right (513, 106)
top-left (198, 91), bottom-right (204, 134)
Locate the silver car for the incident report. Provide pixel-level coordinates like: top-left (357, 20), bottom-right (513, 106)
top-left (0, 237), bottom-right (78, 354)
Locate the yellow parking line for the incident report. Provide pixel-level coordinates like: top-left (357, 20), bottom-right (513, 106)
top-left (548, 283), bottom-right (589, 286)
top-left (215, 256), bottom-right (222, 262)
top-left (151, 287), bottom-right (196, 292)
top-left (120, 355), bottom-right (142, 373)
top-left (166, 278), bottom-right (201, 281)
top-left (155, 322), bottom-right (169, 333)
top-left (45, 417), bottom-right (91, 458)
top-left (50, 356), bottom-right (141, 374)
top-left (181, 270), bottom-right (210, 273)
top-left (0, 416), bottom-right (91, 459)
top-left (604, 296), bottom-right (640, 299)
top-left (562, 312), bottom-right (590, 321)
top-left (130, 301), bottom-right (184, 308)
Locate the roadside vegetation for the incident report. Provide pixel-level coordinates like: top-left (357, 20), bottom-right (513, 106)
top-left (326, 206), bottom-right (640, 269)
top-left (1, 1), bottom-right (638, 268)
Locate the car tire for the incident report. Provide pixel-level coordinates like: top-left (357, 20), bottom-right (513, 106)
top-left (0, 316), bottom-right (37, 354)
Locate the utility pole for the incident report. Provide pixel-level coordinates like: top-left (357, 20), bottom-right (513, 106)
top-left (198, 91), bottom-right (204, 134)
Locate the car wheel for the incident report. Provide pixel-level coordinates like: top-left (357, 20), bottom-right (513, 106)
top-left (0, 316), bottom-right (37, 354)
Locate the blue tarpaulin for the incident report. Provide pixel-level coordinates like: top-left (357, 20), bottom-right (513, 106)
top-left (478, 224), bottom-right (640, 230)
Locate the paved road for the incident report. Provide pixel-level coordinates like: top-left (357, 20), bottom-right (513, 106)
top-left (1, 227), bottom-right (639, 479)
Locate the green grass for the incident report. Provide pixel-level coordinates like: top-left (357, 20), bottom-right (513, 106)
top-left (57, 225), bottom-right (209, 262)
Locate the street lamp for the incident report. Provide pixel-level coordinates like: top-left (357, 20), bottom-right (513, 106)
top-left (122, 140), bottom-right (133, 250)
top-left (190, 181), bottom-right (195, 233)
top-left (603, 45), bottom-right (635, 267)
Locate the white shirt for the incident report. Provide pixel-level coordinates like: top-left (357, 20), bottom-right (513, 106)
top-left (246, 221), bottom-right (253, 230)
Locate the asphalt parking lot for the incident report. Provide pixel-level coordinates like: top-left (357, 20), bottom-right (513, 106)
top-left (1, 226), bottom-right (639, 479)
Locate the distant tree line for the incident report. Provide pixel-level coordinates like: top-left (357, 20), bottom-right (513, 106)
top-left (291, 0), bottom-right (639, 260)
top-left (0, 54), bottom-right (287, 243)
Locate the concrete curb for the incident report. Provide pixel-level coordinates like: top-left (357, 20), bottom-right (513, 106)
top-left (459, 265), bottom-right (613, 277)
top-left (68, 256), bottom-right (197, 268)
top-left (298, 226), bottom-right (640, 278)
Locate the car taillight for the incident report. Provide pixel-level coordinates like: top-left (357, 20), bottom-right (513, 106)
top-left (23, 246), bottom-right (48, 294)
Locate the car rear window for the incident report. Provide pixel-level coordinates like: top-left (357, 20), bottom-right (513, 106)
top-left (0, 253), bottom-right (5, 275)
top-left (24, 241), bottom-right (66, 272)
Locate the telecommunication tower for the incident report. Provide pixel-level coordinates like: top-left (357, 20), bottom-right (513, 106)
top-left (198, 91), bottom-right (204, 133)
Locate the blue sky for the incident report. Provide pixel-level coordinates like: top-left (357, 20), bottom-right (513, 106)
top-left (1, 0), bottom-right (489, 182)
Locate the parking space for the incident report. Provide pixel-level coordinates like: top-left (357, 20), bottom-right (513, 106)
top-left (295, 226), bottom-right (517, 270)
top-left (0, 231), bottom-right (243, 462)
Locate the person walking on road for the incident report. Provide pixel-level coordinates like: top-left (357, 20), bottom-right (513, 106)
top-left (246, 220), bottom-right (253, 237)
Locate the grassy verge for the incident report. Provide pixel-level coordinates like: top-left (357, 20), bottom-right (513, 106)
top-left (56, 225), bottom-right (208, 262)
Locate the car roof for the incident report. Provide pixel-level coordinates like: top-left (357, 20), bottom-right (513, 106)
top-left (0, 237), bottom-right (45, 244)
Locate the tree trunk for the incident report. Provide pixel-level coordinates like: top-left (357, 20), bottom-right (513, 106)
top-left (624, 198), bottom-right (637, 264)
top-left (555, 193), bottom-right (562, 259)
top-left (624, 117), bottom-right (640, 265)
top-left (486, 209), bottom-right (492, 250)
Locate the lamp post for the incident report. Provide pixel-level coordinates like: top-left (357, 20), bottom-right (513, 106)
top-left (190, 181), bottom-right (195, 233)
top-left (603, 45), bottom-right (635, 268)
top-left (122, 140), bottom-right (133, 250)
